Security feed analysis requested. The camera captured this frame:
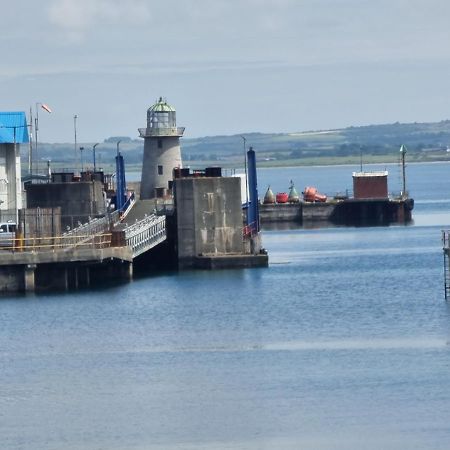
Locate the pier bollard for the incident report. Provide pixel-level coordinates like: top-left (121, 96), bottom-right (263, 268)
top-left (15, 231), bottom-right (24, 252)
top-left (24, 264), bottom-right (36, 291)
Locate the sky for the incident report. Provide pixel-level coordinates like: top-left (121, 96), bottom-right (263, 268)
top-left (2, 0), bottom-right (450, 143)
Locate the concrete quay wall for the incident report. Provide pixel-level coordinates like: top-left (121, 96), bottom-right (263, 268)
top-left (258, 203), bottom-right (302, 223)
top-left (260, 199), bottom-right (413, 226)
top-left (180, 253), bottom-right (269, 270)
top-left (0, 247), bottom-right (133, 293)
top-left (175, 177), bottom-right (244, 259)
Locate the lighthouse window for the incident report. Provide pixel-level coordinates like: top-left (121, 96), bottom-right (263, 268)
top-left (158, 165), bottom-right (163, 175)
top-left (157, 139), bottom-right (163, 149)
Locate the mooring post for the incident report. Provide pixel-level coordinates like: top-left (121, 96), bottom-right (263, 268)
top-left (60, 268), bottom-right (69, 291)
top-left (85, 266), bottom-right (91, 287)
top-left (123, 261), bottom-right (133, 281)
top-left (24, 264), bottom-right (36, 292)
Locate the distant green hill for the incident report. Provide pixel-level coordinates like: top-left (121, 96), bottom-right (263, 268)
top-left (24, 120), bottom-right (450, 172)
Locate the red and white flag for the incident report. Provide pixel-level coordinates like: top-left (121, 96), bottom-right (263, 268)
top-left (41, 104), bottom-right (52, 113)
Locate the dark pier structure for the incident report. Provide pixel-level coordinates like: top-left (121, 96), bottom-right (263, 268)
top-left (0, 162), bottom-right (268, 292)
top-left (0, 124), bottom-right (267, 292)
top-left (260, 170), bottom-right (414, 227)
top-left (0, 100), bottom-right (269, 293)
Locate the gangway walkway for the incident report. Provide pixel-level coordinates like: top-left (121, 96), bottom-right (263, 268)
top-left (120, 199), bottom-right (156, 224)
top-left (60, 199), bottom-right (167, 258)
top-left (117, 199), bottom-right (167, 258)
top-left (123, 213), bottom-right (166, 257)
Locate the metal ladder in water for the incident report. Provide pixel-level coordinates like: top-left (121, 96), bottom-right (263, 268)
top-left (443, 231), bottom-right (450, 300)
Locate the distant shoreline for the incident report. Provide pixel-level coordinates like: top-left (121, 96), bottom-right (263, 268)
top-left (33, 154), bottom-right (450, 176)
top-left (256, 159), bottom-right (450, 170)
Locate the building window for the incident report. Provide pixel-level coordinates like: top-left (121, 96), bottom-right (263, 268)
top-left (158, 165), bottom-right (163, 175)
top-left (157, 139), bottom-right (163, 149)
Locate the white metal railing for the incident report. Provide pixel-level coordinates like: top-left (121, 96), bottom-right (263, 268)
top-left (61, 211), bottom-right (122, 248)
top-left (124, 214), bottom-right (166, 257)
top-left (138, 127), bottom-right (185, 137)
top-left (0, 233), bottom-right (112, 253)
top-left (109, 210), bottom-right (121, 224)
top-left (0, 213), bottom-right (120, 253)
top-left (0, 212), bottom-right (166, 256)
top-left (118, 192), bottom-right (136, 219)
top-left (63, 216), bottom-right (110, 242)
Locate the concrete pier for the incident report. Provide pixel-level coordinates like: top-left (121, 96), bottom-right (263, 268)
top-left (259, 198), bottom-right (413, 227)
top-left (174, 175), bottom-right (268, 270)
top-left (0, 246), bottom-right (133, 293)
top-left (192, 253), bottom-right (268, 270)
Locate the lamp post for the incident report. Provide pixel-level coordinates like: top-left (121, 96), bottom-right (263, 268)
top-left (29, 107), bottom-right (33, 175)
top-left (116, 140), bottom-right (122, 210)
top-left (12, 126), bottom-right (18, 223)
top-left (73, 115), bottom-right (78, 171)
top-left (400, 144), bottom-right (407, 198)
top-left (80, 146), bottom-right (84, 173)
top-left (93, 143), bottom-right (99, 172)
top-left (240, 136), bottom-right (248, 209)
top-left (360, 145), bottom-right (363, 172)
top-left (47, 159), bottom-right (51, 181)
top-left (35, 103), bottom-right (40, 174)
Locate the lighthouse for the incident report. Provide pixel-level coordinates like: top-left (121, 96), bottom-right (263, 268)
top-left (138, 98), bottom-right (185, 199)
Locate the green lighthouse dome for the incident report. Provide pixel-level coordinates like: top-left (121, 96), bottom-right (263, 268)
top-left (147, 97), bottom-right (177, 129)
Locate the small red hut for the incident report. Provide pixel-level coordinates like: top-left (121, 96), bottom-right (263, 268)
top-left (352, 171), bottom-right (388, 199)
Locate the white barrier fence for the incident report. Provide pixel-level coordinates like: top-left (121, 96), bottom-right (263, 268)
top-left (124, 214), bottom-right (166, 257)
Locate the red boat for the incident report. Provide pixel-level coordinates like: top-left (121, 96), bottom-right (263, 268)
top-left (303, 186), bottom-right (327, 203)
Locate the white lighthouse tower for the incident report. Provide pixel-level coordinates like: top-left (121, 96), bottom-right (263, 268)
top-left (138, 98), bottom-right (185, 199)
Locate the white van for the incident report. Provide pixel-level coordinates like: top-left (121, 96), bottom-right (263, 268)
top-left (0, 222), bottom-right (16, 247)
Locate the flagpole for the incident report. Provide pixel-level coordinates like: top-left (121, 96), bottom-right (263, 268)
top-left (33, 103), bottom-right (52, 176)
top-left (29, 106), bottom-right (33, 176)
top-left (35, 103), bottom-right (40, 174)
top-left (74, 115), bottom-right (78, 174)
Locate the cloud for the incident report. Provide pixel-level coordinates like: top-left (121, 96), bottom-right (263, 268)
top-left (47, 0), bottom-right (151, 40)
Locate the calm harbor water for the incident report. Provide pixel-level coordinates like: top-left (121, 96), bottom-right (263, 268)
top-left (2, 162), bottom-right (450, 449)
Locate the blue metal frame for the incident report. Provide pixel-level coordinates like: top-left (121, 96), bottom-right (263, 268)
top-left (247, 147), bottom-right (260, 233)
top-left (115, 152), bottom-right (127, 211)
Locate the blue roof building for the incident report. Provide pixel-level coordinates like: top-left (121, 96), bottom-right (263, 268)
top-left (0, 111), bottom-right (28, 221)
top-left (0, 112), bottom-right (29, 144)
